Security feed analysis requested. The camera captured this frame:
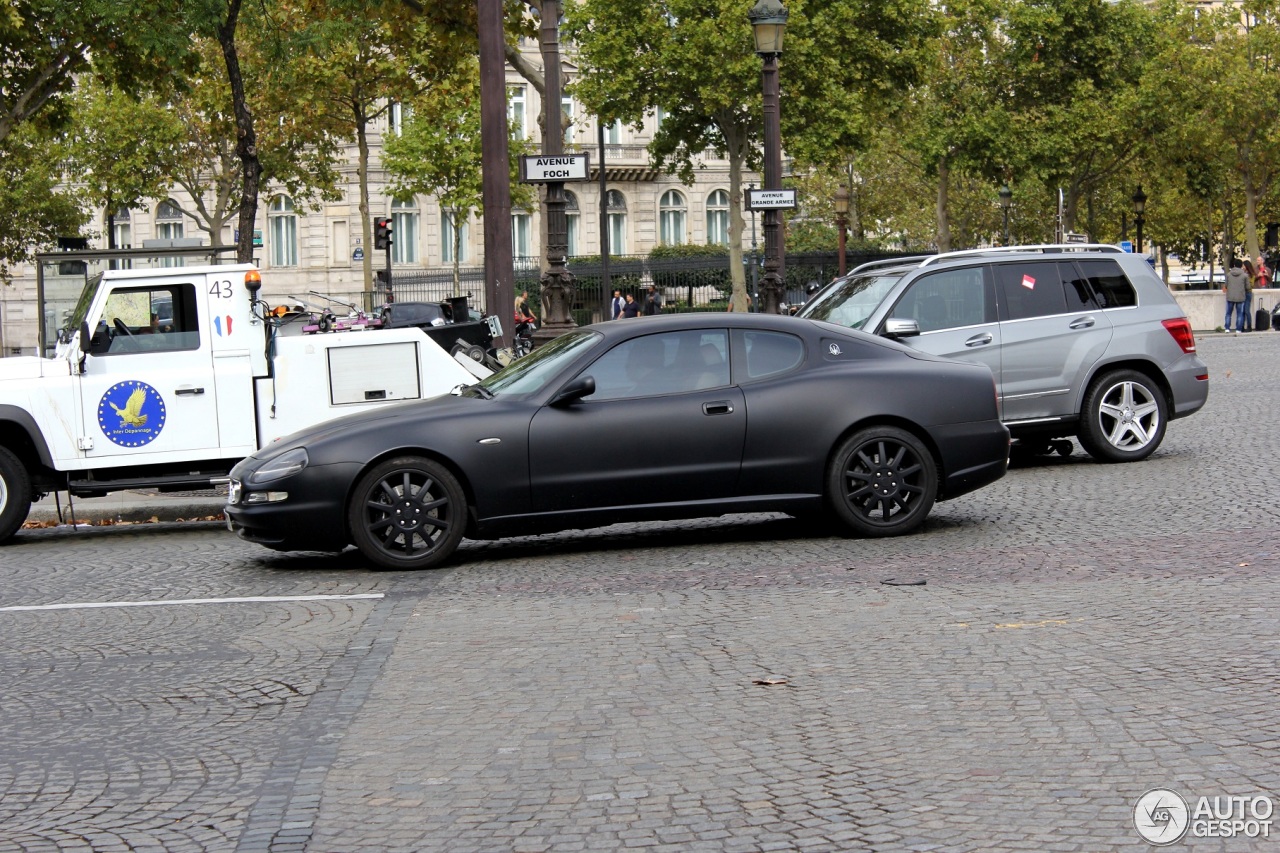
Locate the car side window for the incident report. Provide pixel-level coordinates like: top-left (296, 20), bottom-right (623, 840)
top-left (995, 262), bottom-right (1070, 321)
top-left (584, 329), bottom-right (730, 401)
top-left (1074, 259), bottom-right (1137, 308)
top-left (891, 267), bottom-right (991, 332)
top-left (98, 284), bottom-right (200, 354)
top-left (740, 330), bottom-right (804, 380)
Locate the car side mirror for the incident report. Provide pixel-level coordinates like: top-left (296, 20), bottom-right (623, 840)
top-left (883, 318), bottom-right (921, 339)
top-left (550, 375), bottom-right (595, 406)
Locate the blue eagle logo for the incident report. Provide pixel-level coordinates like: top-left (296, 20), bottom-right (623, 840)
top-left (97, 381), bottom-right (167, 447)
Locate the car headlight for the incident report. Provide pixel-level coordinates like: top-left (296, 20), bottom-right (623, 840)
top-left (246, 447), bottom-right (309, 485)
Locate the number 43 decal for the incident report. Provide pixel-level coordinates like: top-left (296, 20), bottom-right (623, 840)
top-left (209, 280), bottom-right (233, 298)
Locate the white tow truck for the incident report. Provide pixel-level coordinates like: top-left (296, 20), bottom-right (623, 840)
top-left (0, 263), bottom-right (491, 541)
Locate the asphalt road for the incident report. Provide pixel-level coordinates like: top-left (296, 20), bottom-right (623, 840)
top-left (2, 333), bottom-right (1278, 853)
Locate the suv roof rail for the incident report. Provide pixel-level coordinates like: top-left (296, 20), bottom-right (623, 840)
top-left (847, 255), bottom-right (932, 276)
top-left (917, 243), bottom-right (1125, 267)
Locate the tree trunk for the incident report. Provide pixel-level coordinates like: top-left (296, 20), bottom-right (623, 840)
top-left (935, 155), bottom-right (951, 253)
top-left (723, 121), bottom-right (748, 312)
top-left (217, 0), bottom-right (260, 266)
top-left (1244, 170), bottom-right (1261, 262)
top-left (356, 106), bottom-right (373, 291)
top-left (452, 211), bottom-right (463, 296)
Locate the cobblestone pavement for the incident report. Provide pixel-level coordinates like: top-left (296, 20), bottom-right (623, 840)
top-left (1, 333), bottom-right (1278, 852)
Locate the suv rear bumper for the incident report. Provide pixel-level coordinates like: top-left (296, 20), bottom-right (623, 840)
top-left (1166, 352), bottom-right (1210, 420)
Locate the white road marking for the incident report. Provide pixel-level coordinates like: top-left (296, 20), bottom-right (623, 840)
top-left (0, 593), bottom-right (386, 613)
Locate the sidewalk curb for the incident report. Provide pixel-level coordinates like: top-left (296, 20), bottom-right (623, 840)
top-left (26, 494), bottom-right (228, 526)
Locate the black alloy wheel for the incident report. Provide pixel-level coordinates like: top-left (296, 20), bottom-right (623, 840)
top-left (826, 426), bottom-right (937, 537)
top-left (348, 456), bottom-right (467, 570)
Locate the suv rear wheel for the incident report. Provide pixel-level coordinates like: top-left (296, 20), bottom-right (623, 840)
top-left (1078, 369), bottom-right (1167, 463)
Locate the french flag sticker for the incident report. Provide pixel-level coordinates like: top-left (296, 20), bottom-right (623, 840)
top-left (213, 316), bottom-right (234, 336)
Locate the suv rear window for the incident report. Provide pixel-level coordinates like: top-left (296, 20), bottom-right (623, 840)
top-left (1075, 259), bottom-right (1137, 308)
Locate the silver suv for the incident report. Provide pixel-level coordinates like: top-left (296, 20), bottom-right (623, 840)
top-left (796, 245), bottom-right (1209, 462)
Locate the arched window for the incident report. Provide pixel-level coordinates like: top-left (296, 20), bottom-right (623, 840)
top-left (391, 197), bottom-right (419, 264)
top-left (442, 209), bottom-right (468, 264)
top-left (606, 190), bottom-right (627, 255)
top-left (706, 190), bottom-right (729, 246)
top-left (108, 207), bottom-right (132, 250)
top-left (659, 190), bottom-right (687, 246)
top-left (156, 199), bottom-right (184, 267)
top-left (565, 191), bottom-right (580, 257)
top-left (268, 195), bottom-right (298, 267)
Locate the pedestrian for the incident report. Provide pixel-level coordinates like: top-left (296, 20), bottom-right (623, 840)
top-left (514, 290), bottom-right (536, 325)
top-left (1256, 255), bottom-right (1271, 289)
top-left (1224, 259), bottom-right (1251, 334)
top-left (643, 283), bottom-right (662, 316)
top-left (610, 289), bottom-right (625, 320)
top-left (620, 292), bottom-right (641, 319)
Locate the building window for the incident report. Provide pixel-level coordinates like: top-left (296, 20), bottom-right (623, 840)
top-left (268, 196), bottom-right (298, 267)
top-left (156, 199), bottom-right (184, 267)
top-left (512, 211), bottom-right (532, 261)
top-left (562, 96), bottom-right (575, 145)
top-left (706, 189), bottom-right (729, 246)
top-left (442, 209), bottom-right (468, 264)
top-left (388, 101), bottom-right (404, 136)
top-left (606, 190), bottom-right (627, 255)
top-left (655, 106), bottom-right (667, 131)
top-left (508, 85), bottom-right (527, 139)
top-left (391, 198), bottom-right (419, 265)
top-left (109, 207), bottom-right (132, 249)
top-left (659, 190), bottom-right (687, 246)
top-left (565, 192), bottom-right (580, 257)
top-left (605, 119), bottom-right (623, 145)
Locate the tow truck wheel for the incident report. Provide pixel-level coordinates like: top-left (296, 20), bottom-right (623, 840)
top-left (0, 445), bottom-right (33, 544)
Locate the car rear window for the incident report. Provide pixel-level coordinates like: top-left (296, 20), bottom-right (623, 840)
top-left (1074, 259), bottom-right (1137, 308)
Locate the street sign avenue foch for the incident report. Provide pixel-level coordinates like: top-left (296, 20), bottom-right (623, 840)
top-left (520, 154), bottom-right (590, 182)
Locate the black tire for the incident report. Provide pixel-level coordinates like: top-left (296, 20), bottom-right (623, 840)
top-left (0, 445), bottom-right (33, 544)
top-left (347, 456), bottom-right (467, 570)
top-left (1077, 369), bottom-right (1167, 463)
top-left (826, 426), bottom-right (937, 537)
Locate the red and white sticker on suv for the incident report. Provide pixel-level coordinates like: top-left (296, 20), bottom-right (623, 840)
top-left (1021, 274), bottom-right (1036, 290)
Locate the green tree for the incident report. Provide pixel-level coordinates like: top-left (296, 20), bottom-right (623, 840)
top-left (383, 65), bottom-right (536, 294)
top-left (566, 0), bottom-right (929, 311)
top-left (61, 80), bottom-right (186, 247)
top-left (0, 125), bottom-right (83, 280)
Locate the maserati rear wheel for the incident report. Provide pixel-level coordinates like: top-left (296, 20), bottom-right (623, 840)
top-left (826, 426), bottom-right (937, 537)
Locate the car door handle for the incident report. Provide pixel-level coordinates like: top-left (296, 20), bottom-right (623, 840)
top-left (964, 334), bottom-right (993, 348)
top-left (175, 386), bottom-right (206, 396)
top-left (1069, 317), bottom-right (1096, 329)
top-left (703, 401), bottom-right (734, 415)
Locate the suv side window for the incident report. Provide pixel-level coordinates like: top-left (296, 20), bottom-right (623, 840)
top-left (1074, 259), bottom-right (1137, 308)
top-left (891, 267), bottom-right (993, 332)
top-left (995, 261), bottom-right (1080, 321)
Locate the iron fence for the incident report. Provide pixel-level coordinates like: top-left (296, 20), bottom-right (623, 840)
top-left (364, 250), bottom-right (916, 325)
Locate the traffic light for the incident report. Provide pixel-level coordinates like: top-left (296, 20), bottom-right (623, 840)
top-left (374, 217), bottom-right (393, 250)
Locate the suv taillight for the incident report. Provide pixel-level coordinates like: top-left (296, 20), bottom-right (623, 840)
top-left (1162, 317), bottom-right (1197, 353)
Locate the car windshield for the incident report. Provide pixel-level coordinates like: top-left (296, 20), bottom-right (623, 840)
top-left (59, 272), bottom-right (105, 343)
top-left (797, 272), bottom-right (905, 329)
top-left (478, 329), bottom-right (602, 397)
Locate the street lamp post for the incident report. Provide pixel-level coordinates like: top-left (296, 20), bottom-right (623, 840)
top-left (534, 0), bottom-right (577, 343)
top-left (834, 184), bottom-right (849, 276)
top-left (750, 0), bottom-right (788, 314)
top-left (998, 184), bottom-right (1012, 246)
top-left (1132, 185), bottom-right (1147, 255)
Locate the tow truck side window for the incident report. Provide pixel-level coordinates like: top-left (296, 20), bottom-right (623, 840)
top-left (95, 284), bottom-right (200, 354)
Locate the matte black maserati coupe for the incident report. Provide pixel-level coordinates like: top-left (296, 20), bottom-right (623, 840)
top-left (226, 313), bottom-right (1009, 570)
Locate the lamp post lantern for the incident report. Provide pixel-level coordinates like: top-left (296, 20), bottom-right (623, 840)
top-left (1132, 185), bottom-right (1147, 255)
top-left (834, 184), bottom-right (849, 276)
top-left (998, 184), bottom-right (1012, 246)
top-left (750, 0), bottom-right (788, 314)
